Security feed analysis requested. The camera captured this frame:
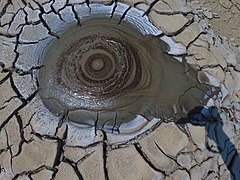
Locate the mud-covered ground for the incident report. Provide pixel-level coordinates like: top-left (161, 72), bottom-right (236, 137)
top-left (193, 0), bottom-right (240, 45)
top-left (0, 0), bottom-right (240, 179)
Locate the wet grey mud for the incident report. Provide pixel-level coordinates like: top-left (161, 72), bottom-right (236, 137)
top-left (38, 17), bottom-right (209, 131)
top-left (0, 0), bottom-right (240, 180)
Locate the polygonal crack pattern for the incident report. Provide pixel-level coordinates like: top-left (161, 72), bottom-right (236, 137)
top-left (0, 0), bottom-right (240, 180)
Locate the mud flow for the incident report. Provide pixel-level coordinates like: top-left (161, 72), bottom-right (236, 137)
top-left (38, 17), bottom-right (209, 132)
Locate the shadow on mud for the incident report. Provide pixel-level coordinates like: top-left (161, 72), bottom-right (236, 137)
top-left (176, 106), bottom-right (240, 180)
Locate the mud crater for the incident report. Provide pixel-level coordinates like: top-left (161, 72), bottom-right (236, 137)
top-left (38, 16), bottom-right (210, 133)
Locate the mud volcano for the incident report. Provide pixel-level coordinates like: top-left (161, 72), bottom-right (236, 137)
top-left (38, 17), bottom-right (209, 131)
top-left (1, 1), bottom-right (240, 179)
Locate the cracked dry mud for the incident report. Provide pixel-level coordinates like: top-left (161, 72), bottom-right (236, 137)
top-left (0, 0), bottom-right (240, 180)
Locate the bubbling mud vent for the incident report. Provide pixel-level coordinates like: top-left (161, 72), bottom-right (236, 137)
top-left (38, 17), bottom-right (210, 134)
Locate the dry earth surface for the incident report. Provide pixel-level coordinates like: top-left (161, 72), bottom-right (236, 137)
top-left (0, 0), bottom-right (240, 180)
top-left (191, 0), bottom-right (240, 46)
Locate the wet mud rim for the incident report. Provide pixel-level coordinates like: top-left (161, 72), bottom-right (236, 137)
top-left (0, 0), bottom-right (240, 179)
